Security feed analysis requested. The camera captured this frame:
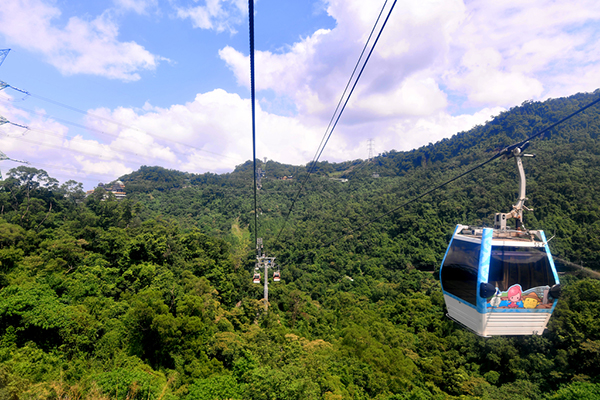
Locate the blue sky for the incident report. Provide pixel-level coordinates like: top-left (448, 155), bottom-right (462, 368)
top-left (0, 0), bottom-right (599, 189)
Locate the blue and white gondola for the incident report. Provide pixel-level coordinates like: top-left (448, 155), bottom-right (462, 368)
top-left (440, 224), bottom-right (560, 336)
top-left (439, 143), bottom-right (561, 336)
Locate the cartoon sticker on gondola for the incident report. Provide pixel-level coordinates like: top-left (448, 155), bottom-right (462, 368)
top-left (487, 284), bottom-right (553, 309)
top-left (503, 284), bottom-right (524, 308)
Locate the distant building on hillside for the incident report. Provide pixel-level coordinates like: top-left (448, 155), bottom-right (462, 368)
top-left (110, 181), bottom-right (126, 200)
top-left (85, 181), bottom-right (126, 200)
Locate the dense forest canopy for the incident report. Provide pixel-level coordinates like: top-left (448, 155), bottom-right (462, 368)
top-left (1, 92), bottom-right (600, 399)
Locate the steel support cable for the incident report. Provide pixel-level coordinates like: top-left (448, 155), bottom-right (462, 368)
top-left (0, 81), bottom-right (241, 161)
top-left (249, 0), bottom-right (259, 253)
top-left (312, 0), bottom-right (397, 167)
top-left (319, 91), bottom-right (600, 249)
top-left (309, 0), bottom-right (389, 172)
top-left (274, 0), bottom-right (397, 244)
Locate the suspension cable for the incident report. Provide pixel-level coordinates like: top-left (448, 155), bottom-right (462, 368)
top-left (320, 91), bottom-right (600, 248)
top-left (249, 0), bottom-right (259, 254)
top-left (274, 0), bottom-right (398, 243)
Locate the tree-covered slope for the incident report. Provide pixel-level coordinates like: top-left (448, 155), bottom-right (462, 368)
top-left (1, 91), bottom-right (600, 399)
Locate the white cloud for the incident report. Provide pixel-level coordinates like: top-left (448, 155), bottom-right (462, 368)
top-left (353, 74), bottom-right (448, 118)
top-left (445, 0), bottom-right (600, 105)
top-left (217, 0), bottom-right (600, 164)
top-left (448, 47), bottom-right (545, 105)
top-left (3, 0), bottom-right (600, 189)
top-left (0, 0), bottom-right (164, 81)
top-left (389, 107), bottom-right (506, 152)
top-left (175, 0), bottom-right (247, 33)
top-left (113, 0), bottom-right (158, 14)
top-left (220, 0), bottom-right (600, 111)
top-left (84, 89), bottom-right (326, 171)
top-left (220, 0), bottom-right (466, 123)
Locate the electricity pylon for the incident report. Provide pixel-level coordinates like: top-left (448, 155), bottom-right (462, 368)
top-left (0, 49), bottom-right (9, 68)
top-left (0, 150), bottom-right (30, 180)
top-left (367, 138), bottom-right (374, 161)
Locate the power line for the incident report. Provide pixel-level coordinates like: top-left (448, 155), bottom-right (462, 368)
top-left (0, 80), bottom-right (243, 162)
top-left (0, 115), bottom-right (168, 164)
top-left (0, 96), bottom-right (231, 164)
top-left (1, 132), bottom-right (137, 163)
top-left (310, 0), bottom-right (389, 172)
top-left (274, 0), bottom-right (397, 243)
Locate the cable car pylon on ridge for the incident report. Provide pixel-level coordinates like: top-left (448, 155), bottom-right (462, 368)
top-left (253, 238), bottom-right (281, 310)
top-left (440, 142), bottom-right (561, 336)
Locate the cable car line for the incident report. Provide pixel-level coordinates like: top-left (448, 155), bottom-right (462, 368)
top-left (249, 0), bottom-right (259, 255)
top-left (311, 0), bottom-right (390, 169)
top-left (274, 0), bottom-right (398, 244)
top-left (552, 256), bottom-right (600, 280)
top-left (319, 91), bottom-right (600, 249)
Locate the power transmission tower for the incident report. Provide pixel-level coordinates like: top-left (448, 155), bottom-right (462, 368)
top-left (0, 49), bottom-right (9, 68)
top-left (367, 138), bottom-right (374, 161)
top-left (0, 150), bottom-right (29, 180)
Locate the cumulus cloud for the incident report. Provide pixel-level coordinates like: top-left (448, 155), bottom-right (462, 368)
top-left (445, 0), bottom-right (600, 105)
top-left (0, 0), bottom-right (164, 80)
top-left (0, 81), bottom-right (502, 190)
top-left (220, 0), bottom-right (600, 111)
top-left (217, 0), bottom-right (600, 163)
top-left (175, 0), bottom-right (247, 33)
top-left (3, 0), bottom-right (600, 188)
top-left (3, 89), bottom-right (321, 185)
top-left (220, 0), bottom-right (466, 122)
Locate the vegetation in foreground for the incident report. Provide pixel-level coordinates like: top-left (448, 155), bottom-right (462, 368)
top-left (1, 91), bottom-right (600, 399)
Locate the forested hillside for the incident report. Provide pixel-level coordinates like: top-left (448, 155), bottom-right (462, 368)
top-left (1, 91), bottom-right (600, 399)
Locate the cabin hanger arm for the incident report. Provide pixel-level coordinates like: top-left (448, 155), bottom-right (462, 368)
top-left (494, 143), bottom-right (535, 230)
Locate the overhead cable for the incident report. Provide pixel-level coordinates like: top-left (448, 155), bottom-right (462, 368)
top-left (249, 0), bottom-right (259, 253)
top-left (274, 0), bottom-right (397, 243)
top-left (320, 91), bottom-right (600, 248)
top-left (0, 80), bottom-right (241, 162)
top-left (0, 97), bottom-right (228, 163)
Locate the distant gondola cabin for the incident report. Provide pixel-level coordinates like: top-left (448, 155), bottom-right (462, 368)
top-left (440, 224), bottom-right (560, 336)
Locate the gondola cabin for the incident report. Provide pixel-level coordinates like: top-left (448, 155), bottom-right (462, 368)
top-left (440, 143), bottom-right (560, 336)
top-left (440, 224), bottom-right (560, 336)
top-left (253, 272), bottom-right (261, 284)
top-left (273, 271), bottom-right (280, 282)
